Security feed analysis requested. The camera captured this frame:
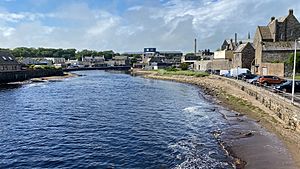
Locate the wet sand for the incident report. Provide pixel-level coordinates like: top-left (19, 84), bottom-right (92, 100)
top-left (134, 70), bottom-right (300, 169)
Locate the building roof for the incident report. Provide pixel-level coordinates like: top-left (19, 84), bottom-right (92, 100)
top-left (0, 50), bottom-right (19, 65)
top-left (258, 26), bottom-right (273, 40)
top-left (278, 16), bottom-right (288, 22)
top-left (113, 56), bottom-right (128, 60)
top-left (262, 41), bottom-right (300, 51)
top-left (149, 57), bottom-right (164, 63)
top-left (235, 42), bottom-right (254, 53)
top-left (235, 43), bottom-right (247, 53)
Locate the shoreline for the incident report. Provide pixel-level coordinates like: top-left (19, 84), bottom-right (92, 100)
top-left (31, 72), bottom-right (79, 82)
top-left (5, 72), bottom-right (78, 85)
top-left (133, 69), bottom-right (300, 169)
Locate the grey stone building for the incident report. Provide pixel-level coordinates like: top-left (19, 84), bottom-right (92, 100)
top-left (232, 42), bottom-right (255, 69)
top-left (253, 9), bottom-right (300, 77)
top-left (0, 50), bottom-right (21, 72)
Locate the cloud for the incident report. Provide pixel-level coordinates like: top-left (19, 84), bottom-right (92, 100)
top-left (0, 0), bottom-right (299, 53)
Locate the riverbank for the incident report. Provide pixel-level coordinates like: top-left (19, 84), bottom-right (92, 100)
top-left (0, 69), bottom-right (64, 84)
top-left (133, 69), bottom-right (300, 169)
top-left (6, 72), bottom-right (78, 85)
top-left (30, 72), bottom-right (78, 82)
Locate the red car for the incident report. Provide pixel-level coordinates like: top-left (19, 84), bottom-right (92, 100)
top-left (258, 76), bottom-right (286, 86)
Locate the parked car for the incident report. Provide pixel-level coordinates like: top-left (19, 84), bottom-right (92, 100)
top-left (230, 68), bottom-right (250, 77)
top-left (274, 80), bottom-right (300, 93)
top-left (237, 73), bottom-right (257, 81)
top-left (258, 76), bottom-right (286, 86)
top-left (247, 76), bottom-right (261, 84)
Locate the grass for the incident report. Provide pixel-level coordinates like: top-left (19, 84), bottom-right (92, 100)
top-left (286, 75), bottom-right (300, 80)
top-left (157, 69), bottom-right (209, 77)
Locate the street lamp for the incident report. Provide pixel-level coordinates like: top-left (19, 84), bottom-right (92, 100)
top-left (292, 38), bottom-right (300, 104)
top-left (237, 66), bottom-right (239, 80)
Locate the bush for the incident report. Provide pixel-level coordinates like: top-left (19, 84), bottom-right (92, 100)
top-left (165, 66), bottom-right (177, 71)
top-left (180, 63), bottom-right (189, 70)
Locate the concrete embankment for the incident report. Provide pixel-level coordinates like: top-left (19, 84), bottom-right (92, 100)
top-left (137, 71), bottom-right (300, 168)
top-left (0, 69), bottom-right (64, 84)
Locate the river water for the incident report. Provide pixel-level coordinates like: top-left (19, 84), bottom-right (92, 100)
top-left (0, 70), bottom-right (235, 168)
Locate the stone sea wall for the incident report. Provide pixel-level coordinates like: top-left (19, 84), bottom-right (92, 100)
top-left (224, 77), bottom-right (300, 131)
top-left (0, 69), bottom-right (64, 83)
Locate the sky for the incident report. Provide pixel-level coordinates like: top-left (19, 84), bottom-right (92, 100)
top-left (0, 0), bottom-right (299, 53)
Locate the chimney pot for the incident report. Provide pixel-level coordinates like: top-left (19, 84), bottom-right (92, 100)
top-left (271, 16), bottom-right (275, 21)
top-left (289, 9), bottom-right (293, 15)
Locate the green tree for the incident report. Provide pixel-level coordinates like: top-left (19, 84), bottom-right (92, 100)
top-left (180, 63), bottom-right (189, 70)
top-left (287, 52), bottom-right (300, 73)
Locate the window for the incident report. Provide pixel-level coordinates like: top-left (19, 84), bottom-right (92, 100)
top-left (8, 57), bottom-right (13, 61)
top-left (2, 56), bottom-right (7, 61)
top-left (291, 30), bottom-right (293, 36)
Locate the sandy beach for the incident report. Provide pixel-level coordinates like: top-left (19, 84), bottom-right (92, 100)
top-left (132, 69), bottom-right (300, 169)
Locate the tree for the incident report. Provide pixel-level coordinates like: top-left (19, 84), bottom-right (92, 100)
top-left (287, 52), bottom-right (300, 73)
top-left (180, 63), bottom-right (189, 70)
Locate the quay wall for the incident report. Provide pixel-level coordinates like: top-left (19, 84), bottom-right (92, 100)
top-left (220, 76), bottom-right (300, 131)
top-left (0, 69), bottom-right (64, 83)
top-left (63, 66), bottom-right (131, 72)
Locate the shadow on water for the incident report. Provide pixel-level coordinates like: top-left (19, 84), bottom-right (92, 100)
top-left (105, 70), bottom-right (131, 75)
top-left (0, 84), bottom-right (22, 91)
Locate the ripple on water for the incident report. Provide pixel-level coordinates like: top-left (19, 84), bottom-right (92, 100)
top-left (0, 71), bottom-right (233, 169)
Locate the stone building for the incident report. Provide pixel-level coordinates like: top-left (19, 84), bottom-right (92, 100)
top-left (232, 42), bottom-right (255, 69)
top-left (0, 50), bottom-right (21, 72)
top-left (113, 56), bottom-right (129, 66)
top-left (253, 9), bottom-right (300, 77)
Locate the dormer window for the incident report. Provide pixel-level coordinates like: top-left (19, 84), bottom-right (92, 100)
top-left (291, 30), bottom-right (293, 36)
top-left (8, 57), bottom-right (13, 61)
top-left (2, 56), bottom-right (7, 61)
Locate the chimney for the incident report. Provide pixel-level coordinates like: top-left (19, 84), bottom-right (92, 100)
top-left (234, 33), bottom-right (237, 45)
top-left (194, 38), bottom-right (197, 55)
top-left (289, 9), bottom-right (293, 15)
top-left (248, 32), bottom-right (251, 39)
top-left (271, 16), bottom-right (275, 22)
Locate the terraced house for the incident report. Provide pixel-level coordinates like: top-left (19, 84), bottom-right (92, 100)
top-left (0, 50), bottom-right (21, 72)
top-left (253, 9), bottom-right (300, 77)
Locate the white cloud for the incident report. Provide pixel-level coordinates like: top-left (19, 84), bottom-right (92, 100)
top-left (0, 0), bottom-right (299, 52)
top-left (0, 27), bottom-right (15, 37)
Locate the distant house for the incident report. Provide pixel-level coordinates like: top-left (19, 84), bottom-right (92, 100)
top-left (253, 9), bottom-right (300, 77)
top-left (18, 57), bottom-right (39, 65)
top-left (232, 42), bottom-right (255, 69)
top-left (221, 39), bottom-right (238, 51)
top-left (0, 50), bottom-right (21, 72)
top-left (113, 56), bottom-right (129, 66)
top-left (213, 50), bottom-right (234, 60)
top-left (194, 59), bottom-right (232, 72)
top-left (45, 57), bottom-right (66, 68)
top-left (82, 56), bottom-right (106, 67)
top-left (65, 59), bottom-right (81, 68)
top-left (181, 54), bottom-right (199, 65)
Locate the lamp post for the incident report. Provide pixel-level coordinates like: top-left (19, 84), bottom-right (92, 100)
top-left (292, 38), bottom-right (300, 104)
top-left (237, 66), bottom-right (239, 80)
